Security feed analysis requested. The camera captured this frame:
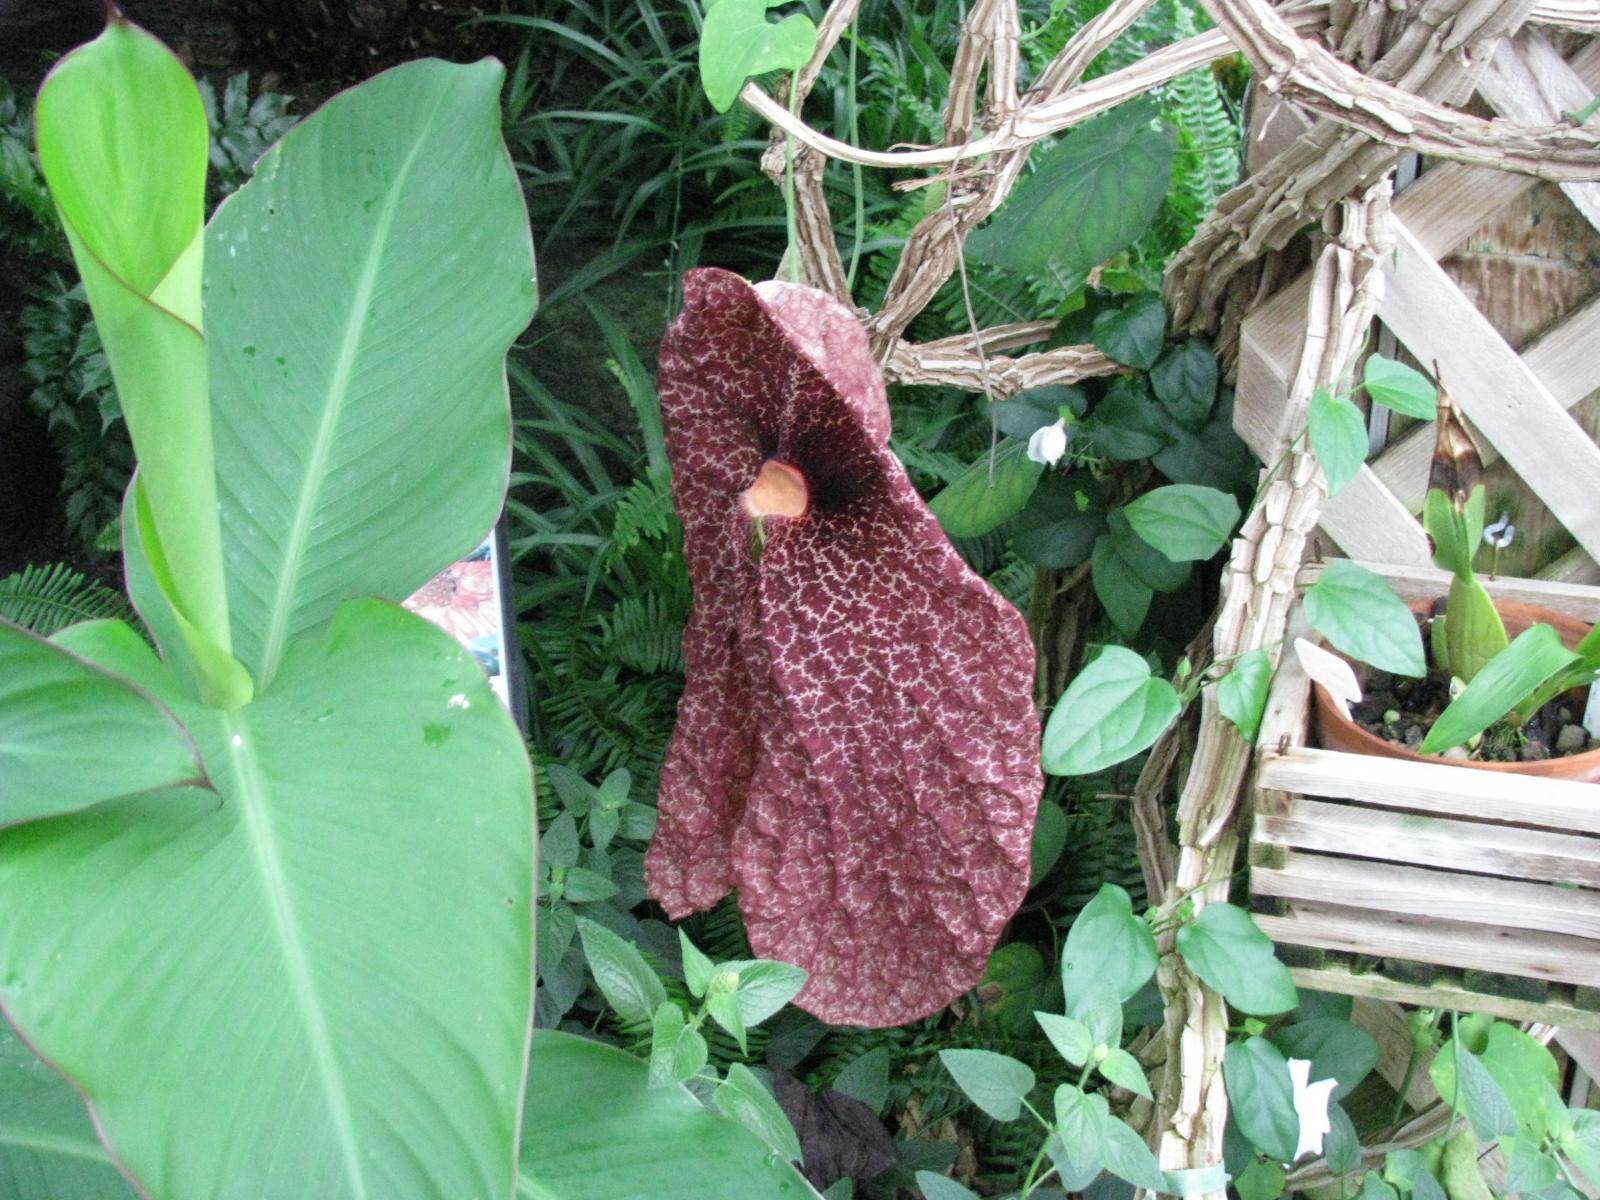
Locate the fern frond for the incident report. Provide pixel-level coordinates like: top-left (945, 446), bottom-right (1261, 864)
top-left (0, 563), bottom-right (135, 637)
top-left (599, 591), bottom-right (687, 675)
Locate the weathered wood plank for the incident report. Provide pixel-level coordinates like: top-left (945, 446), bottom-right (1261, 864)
top-left (1480, 29), bottom-right (1600, 234)
top-left (1258, 902), bottom-right (1600, 987)
top-left (1378, 220), bottom-right (1600, 567)
top-left (1352, 999), bottom-right (1439, 1109)
top-left (1254, 798), bottom-right (1600, 887)
top-left (1257, 747), bottom-right (1600, 835)
top-left (1252, 855), bottom-right (1600, 940)
top-left (1295, 967), bottom-right (1600, 1031)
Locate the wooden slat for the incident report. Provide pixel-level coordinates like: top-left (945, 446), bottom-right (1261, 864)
top-left (1480, 30), bottom-right (1600, 234)
top-left (1558, 1028), bottom-right (1600, 1083)
top-left (1387, 38), bottom-right (1600, 258)
top-left (1252, 854), bottom-right (1600, 940)
top-left (1330, 560), bottom-right (1600, 622)
top-left (1363, 293), bottom-right (1600, 524)
top-left (1352, 999), bottom-right (1439, 1109)
top-left (1257, 902), bottom-right (1600, 987)
top-left (1379, 219), bottom-right (1600, 567)
top-left (1254, 798), bottom-right (1600, 887)
top-left (1257, 747), bottom-right (1600, 835)
top-left (1294, 966), bottom-right (1600, 1031)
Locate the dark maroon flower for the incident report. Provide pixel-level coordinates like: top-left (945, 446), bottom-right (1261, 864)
top-left (645, 268), bottom-right (1042, 1026)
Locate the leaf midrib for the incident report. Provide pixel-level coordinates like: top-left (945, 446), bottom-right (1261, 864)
top-left (252, 92), bottom-right (446, 688)
top-left (0, 1127), bottom-right (112, 1165)
top-left (223, 712), bottom-right (367, 1199)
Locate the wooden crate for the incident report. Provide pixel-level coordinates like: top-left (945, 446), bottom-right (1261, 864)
top-left (1247, 565), bottom-right (1600, 1030)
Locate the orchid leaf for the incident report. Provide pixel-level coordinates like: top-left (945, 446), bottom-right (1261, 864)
top-left (208, 59), bottom-right (534, 689)
top-left (0, 621), bottom-right (208, 826)
top-left (1443, 572), bottom-right (1507, 685)
top-left (1422, 624), bottom-right (1579, 754)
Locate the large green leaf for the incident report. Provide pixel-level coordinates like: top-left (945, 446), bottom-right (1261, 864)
top-left (0, 1028), bottom-right (135, 1199)
top-left (36, 16), bottom-right (244, 706)
top-left (929, 439), bottom-right (1045, 538)
top-left (967, 101), bottom-right (1173, 282)
top-left (518, 1032), bottom-right (822, 1199)
top-left (0, 621), bottom-right (207, 825)
top-left (0, 603), bottom-right (535, 1200)
top-left (207, 59), bottom-right (535, 688)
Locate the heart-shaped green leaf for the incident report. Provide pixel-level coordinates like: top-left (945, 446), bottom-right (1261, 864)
top-left (206, 59), bottom-right (535, 690)
top-left (698, 0), bottom-right (819, 113)
top-left (1176, 901), bottom-right (1298, 1016)
top-left (1042, 646), bottom-right (1180, 775)
top-left (1304, 560), bottom-right (1426, 678)
top-left (1149, 339), bottom-right (1217, 431)
top-left (1123, 484), bottom-right (1240, 562)
top-left (1362, 355), bottom-right (1437, 419)
top-left (967, 102), bottom-right (1173, 286)
top-left (930, 439), bottom-right (1045, 538)
top-left (1217, 648), bottom-right (1272, 744)
top-left (1061, 883), bottom-right (1157, 1005)
top-left (939, 1049), bottom-right (1036, 1122)
top-left (1090, 292), bottom-right (1168, 371)
top-left (0, 603), bottom-right (535, 1200)
top-left (1307, 387), bottom-right (1367, 497)
top-left (1224, 1037), bottom-right (1299, 1164)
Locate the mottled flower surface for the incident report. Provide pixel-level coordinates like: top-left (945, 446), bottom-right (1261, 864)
top-left (645, 268), bottom-right (1042, 1026)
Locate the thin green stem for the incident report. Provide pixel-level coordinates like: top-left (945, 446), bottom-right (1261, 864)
top-left (785, 73), bottom-right (800, 283)
top-left (1569, 94), bottom-right (1600, 125)
top-left (845, 29), bottom-right (865, 292)
top-left (1389, 1049), bottom-right (1420, 1126)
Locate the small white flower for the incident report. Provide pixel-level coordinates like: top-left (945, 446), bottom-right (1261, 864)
top-left (1027, 418), bottom-right (1069, 466)
top-left (1483, 513), bottom-right (1515, 549)
top-left (1288, 1058), bottom-right (1338, 1161)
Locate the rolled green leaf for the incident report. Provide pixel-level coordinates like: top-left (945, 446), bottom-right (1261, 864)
top-left (35, 14), bottom-right (247, 707)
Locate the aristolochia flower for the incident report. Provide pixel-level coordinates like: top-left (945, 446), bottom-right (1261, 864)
top-left (644, 268), bottom-right (1043, 1027)
top-left (1288, 1058), bottom-right (1338, 1161)
top-left (1027, 418), bottom-right (1069, 466)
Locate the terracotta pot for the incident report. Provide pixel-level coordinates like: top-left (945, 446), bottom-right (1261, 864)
top-left (1311, 598), bottom-right (1600, 782)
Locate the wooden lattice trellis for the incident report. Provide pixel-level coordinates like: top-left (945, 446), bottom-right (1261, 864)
top-left (1234, 29), bottom-right (1600, 583)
